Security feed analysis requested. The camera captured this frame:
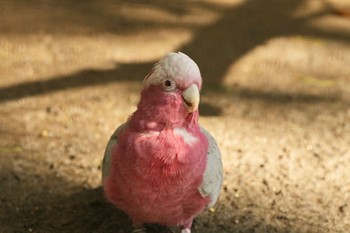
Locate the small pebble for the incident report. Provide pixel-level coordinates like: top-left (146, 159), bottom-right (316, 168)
top-left (40, 130), bottom-right (48, 138)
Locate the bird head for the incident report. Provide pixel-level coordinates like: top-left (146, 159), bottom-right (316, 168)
top-left (143, 52), bottom-right (202, 112)
top-left (134, 52), bottom-right (202, 129)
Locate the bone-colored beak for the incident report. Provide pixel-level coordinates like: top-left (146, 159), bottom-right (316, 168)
top-left (182, 84), bottom-right (200, 113)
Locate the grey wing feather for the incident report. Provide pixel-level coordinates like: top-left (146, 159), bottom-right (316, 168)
top-left (198, 127), bottom-right (223, 208)
top-left (102, 123), bottom-right (128, 182)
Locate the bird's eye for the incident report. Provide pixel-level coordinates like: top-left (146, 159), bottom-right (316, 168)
top-left (162, 79), bottom-right (176, 91)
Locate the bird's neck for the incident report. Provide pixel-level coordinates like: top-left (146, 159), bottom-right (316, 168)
top-left (129, 88), bottom-right (199, 132)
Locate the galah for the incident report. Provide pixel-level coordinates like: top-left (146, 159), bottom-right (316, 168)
top-left (102, 52), bottom-right (223, 233)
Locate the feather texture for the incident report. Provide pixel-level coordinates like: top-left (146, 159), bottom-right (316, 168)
top-left (102, 52), bottom-right (223, 232)
top-left (102, 123), bottom-right (127, 181)
top-left (198, 127), bottom-right (223, 208)
top-left (143, 52), bottom-right (202, 90)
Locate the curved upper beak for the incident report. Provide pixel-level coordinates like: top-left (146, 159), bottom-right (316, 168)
top-left (182, 84), bottom-right (200, 113)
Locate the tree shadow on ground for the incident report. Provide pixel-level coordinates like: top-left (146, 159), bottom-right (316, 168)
top-left (0, 63), bottom-right (343, 106)
top-left (1, 0), bottom-right (350, 103)
top-left (2, 147), bottom-right (340, 233)
top-left (0, 155), bottom-right (290, 233)
top-left (1, 184), bottom-right (288, 233)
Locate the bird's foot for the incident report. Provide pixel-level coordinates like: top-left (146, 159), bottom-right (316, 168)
top-left (181, 228), bottom-right (191, 233)
top-left (132, 228), bottom-right (146, 233)
top-left (132, 225), bottom-right (146, 233)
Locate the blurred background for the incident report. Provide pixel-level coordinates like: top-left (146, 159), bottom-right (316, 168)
top-left (0, 0), bottom-right (350, 232)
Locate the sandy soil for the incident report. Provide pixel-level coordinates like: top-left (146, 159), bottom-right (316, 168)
top-left (1, 0), bottom-right (350, 232)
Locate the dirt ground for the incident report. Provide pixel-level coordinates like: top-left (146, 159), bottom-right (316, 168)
top-left (1, 0), bottom-right (350, 232)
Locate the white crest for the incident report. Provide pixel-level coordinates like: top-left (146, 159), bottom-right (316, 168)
top-left (143, 52), bottom-right (202, 87)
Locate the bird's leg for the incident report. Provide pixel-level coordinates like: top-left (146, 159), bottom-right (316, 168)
top-left (132, 224), bottom-right (146, 233)
top-left (181, 219), bottom-right (192, 233)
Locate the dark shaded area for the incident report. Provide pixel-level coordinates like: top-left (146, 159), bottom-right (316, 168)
top-left (0, 171), bottom-right (278, 233)
top-left (0, 63), bottom-right (151, 102)
top-left (0, 0), bottom-right (218, 34)
top-left (0, 155), bottom-right (288, 233)
top-left (233, 86), bottom-right (342, 104)
top-left (1, 188), bottom-right (286, 233)
top-left (0, 65), bottom-right (342, 105)
top-left (30, 189), bottom-right (132, 233)
top-left (199, 102), bottom-right (223, 116)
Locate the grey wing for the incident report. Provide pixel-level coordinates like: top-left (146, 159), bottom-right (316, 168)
top-left (102, 123), bottom-right (128, 183)
top-left (198, 127), bottom-right (223, 208)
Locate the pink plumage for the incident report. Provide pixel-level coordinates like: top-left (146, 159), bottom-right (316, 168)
top-left (103, 52), bottom-right (223, 233)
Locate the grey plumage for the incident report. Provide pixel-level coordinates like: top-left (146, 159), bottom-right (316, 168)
top-left (198, 127), bottom-right (223, 208)
top-left (102, 123), bottom-right (127, 182)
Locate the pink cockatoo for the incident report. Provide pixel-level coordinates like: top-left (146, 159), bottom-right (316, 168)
top-left (102, 52), bottom-right (223, 233)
